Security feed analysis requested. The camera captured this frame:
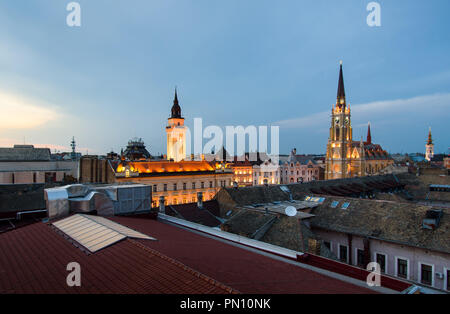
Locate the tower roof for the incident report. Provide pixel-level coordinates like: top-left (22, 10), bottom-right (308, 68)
top-left (337, 61), bottom-right (346, 107)
top-left (171, 88), bottom-right (183, 119)
top-left (366, 122), bottom-right (372, 145)
top-left (427, 127), bottom-right (433, 145)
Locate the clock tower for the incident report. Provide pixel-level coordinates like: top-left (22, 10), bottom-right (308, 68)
top-left (425, 127), bottom-right (434, 162)
top-left (166, 89), bottom-right (187, 162)
top-left (325, 61), bottom-right (355, 180)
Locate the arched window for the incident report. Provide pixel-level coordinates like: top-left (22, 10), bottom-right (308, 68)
top-left (335, 127), bottom-right (340, 141)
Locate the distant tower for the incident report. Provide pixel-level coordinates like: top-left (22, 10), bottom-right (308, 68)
top-left (366, 122), bottom-right (372, 145)
top-left (425, 127), bottom-right (434, 161)
top-left (166, 88), bottom-right (187, 162)
top-left (70, 136), bottom-right (77, 160)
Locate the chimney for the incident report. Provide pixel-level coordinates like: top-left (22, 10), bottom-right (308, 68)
top-left (197, 192), bottom-right (203, 209)
top-left (422, 209), bottom-right (443, 230)
top-left (159, 196), bottom-right (165, 214)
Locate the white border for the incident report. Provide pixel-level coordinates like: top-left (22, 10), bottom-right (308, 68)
top-left (395, 256), bottom-right (410, 280)
top-left (418, 262), bottom-right (434, 287)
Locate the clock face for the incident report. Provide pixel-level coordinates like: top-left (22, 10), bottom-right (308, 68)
top-left (335, 118), bottom-right (340, 124)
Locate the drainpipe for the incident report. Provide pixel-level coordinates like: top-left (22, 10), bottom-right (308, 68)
top-left (159, 196), bottom-right (165, 214)
top-left (197, 192), bottom-right (203, 209)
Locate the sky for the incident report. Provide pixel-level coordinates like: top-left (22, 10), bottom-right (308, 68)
top-left (0, 0), bottom-right (449, 156)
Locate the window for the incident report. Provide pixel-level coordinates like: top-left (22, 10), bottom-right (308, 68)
top-left (33, 172), bottom-right (37, 183)
top-left (356, 249), bottom-right (365, 267)
top-left (201, 182), bottom-right (204, 189)
top-left (339, 245), bottom-right (348, 263)
top-left (209, 181), bottom-right (213, 188)
top-left (376, 253), bottom-right (386, 273)
top-left (192, 182), bottom-right (196, 189)
top-left (153, 185), bottom-right (157, 192)
top-left (183, 183), bottom-right (187, 190)
top-left (420, 264), bottom-right (433, 286)
top-left (173, 198), bottom-right (178, 205)
top-left (397, 258), bottom-right (408, 279)
top-left (192, 196), bottom-right (196, 203)
top-left (173, 183), bottom-right (177, 191)
top-left (323, 241), bottom-right (331, 250)
top-left (163, 184), bottom-right (167, 192)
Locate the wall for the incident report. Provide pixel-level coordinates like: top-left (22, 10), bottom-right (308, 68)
top-left (0, 161), bottom-right (78, 184)
top-left (314, 228), bottom-right (450, 291)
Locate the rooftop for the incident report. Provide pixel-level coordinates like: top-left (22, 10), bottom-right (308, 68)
top-left (0, 146), bottom-right (51, 162)
top-left (0, 214), bottom-right (381, 294)
top-left (0, 220), bottom-right (236, 294)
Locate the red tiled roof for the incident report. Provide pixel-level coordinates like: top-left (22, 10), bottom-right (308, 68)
top-left (111, 216), bottom-right (376, 294)
top-left (0, 221), bottom-right (237, 294)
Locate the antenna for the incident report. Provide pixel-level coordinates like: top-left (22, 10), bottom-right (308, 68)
top-left (285, 206), bottom-right (297, 217)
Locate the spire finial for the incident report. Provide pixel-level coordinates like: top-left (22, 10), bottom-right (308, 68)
top-left (366, 122), bottom-right (372, 144)
top-left (427, 127), bottom-right (433, 145)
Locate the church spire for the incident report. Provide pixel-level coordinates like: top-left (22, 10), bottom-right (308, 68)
top-left (337, 61), bottom-right (346, 107)
top-left (366, 122), bottom-right (372, 145)
top-left (171, 87), bottom-right (182, 119)
top-left (427, 127), bottom-right (433, 145)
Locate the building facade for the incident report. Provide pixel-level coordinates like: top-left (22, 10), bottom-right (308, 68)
top-left (325, 62), bottom-right (393, 180)
top-left (230, 157), bottom-right (253, 187)
top-left (114, 160), bottom-right (233, 207)
top-left (0, 145), bottom-right (78, 184)
top-left (280, 149), bottom-right (324, 184)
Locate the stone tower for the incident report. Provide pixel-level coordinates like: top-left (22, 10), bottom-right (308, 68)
top-left (325, 61), bottom-right (355, 180)
top-left (425, 127), bottom-right (434, 162)
top-left (166, 89), bottom-right (187, 162)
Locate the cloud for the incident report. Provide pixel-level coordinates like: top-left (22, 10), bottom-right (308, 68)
top-left (274, 93), bottom-right (450, 130)
top-left (0, 90), bottom-right (61, 129)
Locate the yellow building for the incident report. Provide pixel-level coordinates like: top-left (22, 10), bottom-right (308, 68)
top-left (325, 62), bottom-right (393, 180)
top-left (114, 160), bottom-right (232, 207)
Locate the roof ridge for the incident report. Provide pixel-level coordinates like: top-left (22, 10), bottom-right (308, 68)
top-left (127, 239), bottom-right (240, 294)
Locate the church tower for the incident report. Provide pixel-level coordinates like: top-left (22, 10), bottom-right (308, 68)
top-left (425, 127), bottom-right (434, 162)
top-left (166, 89), bottom-right (187, 162)
top-left (325, 61), bottom-right (354, 180)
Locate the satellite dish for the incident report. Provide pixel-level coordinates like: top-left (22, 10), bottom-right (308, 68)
top-left (285, 206), bottom-right (297, 217)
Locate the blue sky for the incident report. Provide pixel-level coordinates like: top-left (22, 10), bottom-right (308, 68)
top-left (0, 0), bottom-right (449, 155)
